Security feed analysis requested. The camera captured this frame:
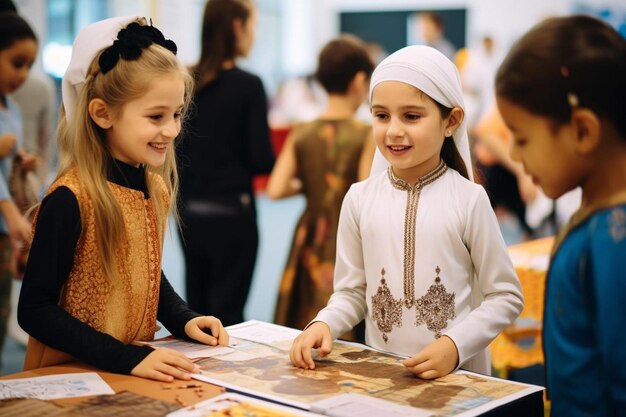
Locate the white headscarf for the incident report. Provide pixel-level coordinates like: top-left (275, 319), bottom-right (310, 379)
top-left (368, 45), bottom-right (474, 181)
top-left (62, 15), bottom-right (142, 123)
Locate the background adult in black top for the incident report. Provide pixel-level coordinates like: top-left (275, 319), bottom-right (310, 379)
top-left (178, 0), bottom-right (275, 326)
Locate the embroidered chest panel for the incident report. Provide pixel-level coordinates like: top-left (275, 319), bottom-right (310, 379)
top-left (370, 162), bottom-right (456, 342)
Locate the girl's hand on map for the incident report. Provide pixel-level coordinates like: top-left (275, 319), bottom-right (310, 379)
top-left (402, 335), bottom-right (459, 379)
top-left (185, 316), bottom-right (230, 346)
top-left (131, 347), bottom-right (200, 382)
top-left (289, 321), bottom-right (333, 370)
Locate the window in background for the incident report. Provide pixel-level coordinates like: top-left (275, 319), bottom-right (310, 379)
top-left (340, 9), bottom-right (466, 60)
top-left (43, 0), bottom-right (107, 78)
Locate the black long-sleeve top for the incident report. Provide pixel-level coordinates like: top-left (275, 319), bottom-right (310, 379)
top-left (18, 161), bottom-right (200, 374)
top-left (178, 67), bottom-right (275, 199)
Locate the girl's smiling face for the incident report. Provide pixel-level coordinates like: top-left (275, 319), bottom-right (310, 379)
top-left (92, 74), bottom-right (186, 168)
top-left (371, 81), bottom-right (449, 183)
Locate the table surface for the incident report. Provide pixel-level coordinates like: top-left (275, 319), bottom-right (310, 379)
top-left (0, 361), bottom-right (225, 408)
top-left (0, 361), bottom-right (544, 417)
top-left (2, 236), bottom-right (555, 415)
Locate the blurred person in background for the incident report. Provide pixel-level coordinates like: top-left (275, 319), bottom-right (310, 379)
top-left (268, 35), bottom-right (375, 341)
top-left (178, 0), bottom-right (275, 326)
top-left (0, 8), bottom-right (37, 371)
top-left (414, 11), bottom-right (456, 60)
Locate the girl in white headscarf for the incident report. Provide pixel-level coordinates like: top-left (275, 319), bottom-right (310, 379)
top-left (290, 45), bottom-right (523, 378)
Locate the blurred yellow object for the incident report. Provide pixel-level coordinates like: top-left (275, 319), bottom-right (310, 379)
top-left (490, 237), bottom-right (554, 378)
top-left (454, 47), bottom-right (469, 70)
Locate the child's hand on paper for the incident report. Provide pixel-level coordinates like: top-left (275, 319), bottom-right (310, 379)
top-left (184, 316), bottom-right (229, 346)
top-left (402, 335), bottom-right (459, 379)
top-left (131, 347), bottom-right (199, 382)
top-left (289, 321), bottom-right (332, 370)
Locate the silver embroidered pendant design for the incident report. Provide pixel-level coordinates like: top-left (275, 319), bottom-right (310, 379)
top-left (415, 266), bottom-right (456, 339)
top-left (371, 268), bottom-right (403, 343)
top-left (388, 161), bottom-right (447, 310)
top-left (609, 208), bottom-right (626, 243)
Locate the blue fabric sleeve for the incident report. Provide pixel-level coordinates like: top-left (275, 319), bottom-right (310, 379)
top-left (590, 210), bottom-right (626, 410)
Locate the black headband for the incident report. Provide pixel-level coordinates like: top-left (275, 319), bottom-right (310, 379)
top-left (98, 22), bottom-right (177, 74)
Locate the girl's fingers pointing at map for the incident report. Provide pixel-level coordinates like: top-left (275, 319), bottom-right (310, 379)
top-left (184, 316), bottom-right (230, 347)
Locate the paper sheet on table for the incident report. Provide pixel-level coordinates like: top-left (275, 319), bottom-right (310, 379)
top-left (311, 393), bottom-right (433, 417)
top-left (146, 338), bottom-right (234, 359)
top-left (167, 392), bottom-right (322, 417)
top-left (0, 372), bottom-right (114, 400)
top-left (226, 320), bottom-right (301, 344)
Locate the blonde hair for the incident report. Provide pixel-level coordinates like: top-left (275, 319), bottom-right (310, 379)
top-left (55, 32), bottom-right (194, 284)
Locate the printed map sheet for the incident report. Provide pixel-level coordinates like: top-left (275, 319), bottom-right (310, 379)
top-left (192, 321), bottom-right (543, 417)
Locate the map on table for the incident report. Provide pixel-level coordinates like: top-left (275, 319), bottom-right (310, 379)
top-left (192, 321), bottom-right (543, 417)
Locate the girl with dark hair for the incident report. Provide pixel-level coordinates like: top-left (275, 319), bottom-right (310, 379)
top-left (291, 46), bottom-right (523, 379)
top-left (0, 10), bottom-right (37, 369)
top-left (496, 15), bottom-right (626, 415)
top-left (178, 0), bottom-right (275, 326)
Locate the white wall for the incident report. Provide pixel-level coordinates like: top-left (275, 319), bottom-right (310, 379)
top-left (153, 0), bottom-right (205, 66)
top-left (281, 0), bottom-right (576, 77)
top-left (17, 0), bottom-right (625, 92)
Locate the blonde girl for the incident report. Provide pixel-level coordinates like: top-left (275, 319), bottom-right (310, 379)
top-left (18, 16), bottom-right (228, 382)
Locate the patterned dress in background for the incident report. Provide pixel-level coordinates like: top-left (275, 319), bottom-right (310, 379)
top-left (274, 118), bottom-right (371, 340)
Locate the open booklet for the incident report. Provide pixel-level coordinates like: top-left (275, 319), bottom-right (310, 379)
top-left (167, 392), bottom-right (431, 417)
top-left (162, 320), bottom-right (544, 417)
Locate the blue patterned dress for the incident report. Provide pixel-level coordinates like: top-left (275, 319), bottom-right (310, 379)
top-left (544, 201), bottom-right (626, 416)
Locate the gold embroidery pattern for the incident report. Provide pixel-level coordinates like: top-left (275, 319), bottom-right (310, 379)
top-left (415, 266), bottom-right (456, 338)
top-left (45, 169), bottom-right (167, 344)
top-left (388, 161), bottom-right (447, 309)
top-left (371, 268), bottom-right (403, 343)
top-left (609, 208), bottom-right (626, 243)
top-left (371, 161), bottom-right (452, 341)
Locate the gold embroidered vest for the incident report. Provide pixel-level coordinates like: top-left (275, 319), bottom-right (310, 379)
top-left (24, 168), bottom-right (169, 370)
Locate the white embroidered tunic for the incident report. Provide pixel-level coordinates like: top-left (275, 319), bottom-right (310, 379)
top-left (313, 164), bottom-right (524, 374)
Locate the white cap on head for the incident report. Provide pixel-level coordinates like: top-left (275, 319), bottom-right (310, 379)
top-left (61, 15), bottom-right (142, 123)
top-left (368, 45), bottom-right (473, 181)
